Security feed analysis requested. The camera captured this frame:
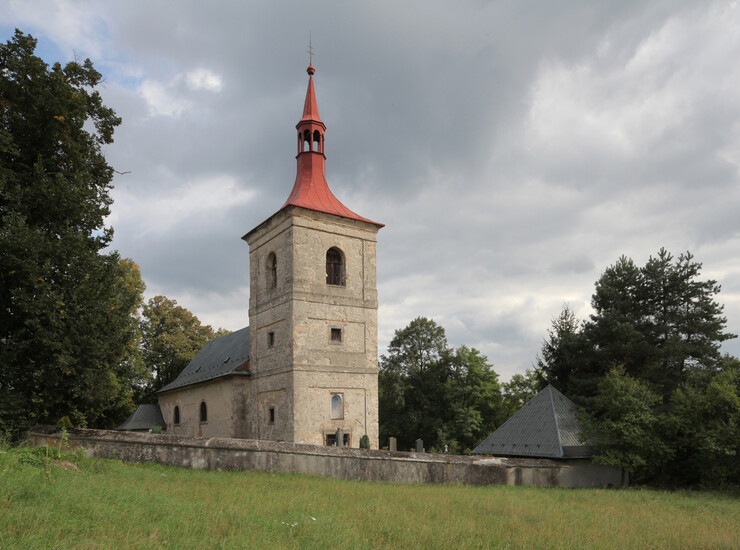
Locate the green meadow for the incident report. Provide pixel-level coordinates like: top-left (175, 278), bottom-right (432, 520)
top-left (1, 445), bottom-right (738, 549)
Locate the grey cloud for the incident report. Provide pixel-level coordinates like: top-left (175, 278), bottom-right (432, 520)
top-left (4, 0), bottom-right (740, 379)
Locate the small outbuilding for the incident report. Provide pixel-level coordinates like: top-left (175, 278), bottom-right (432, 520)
top-left (472, 385), bottom-right (628, 487)
top-left (116, 404), bottom-right (166, 432)
top-left (472, 385), bottom-right (590, 458)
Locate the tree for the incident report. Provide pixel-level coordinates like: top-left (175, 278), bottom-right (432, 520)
top-left (665, 356), bottom-right (740, 487)
top-left (379, 317), bottom-right (505, 453)
top-left (588, 249), bottom-right (734, 395)
top-left (0, 30), bottom-right (140, 435)
top-left (501, 368), bottom-right (544, 419)
top-left (138, 295), bottom-right (225, 399)
top-left (443, 345), bottom-right (506, 452)
top-left (539, 250), bottom-right (735, 402)
top-left (535, 305), bottom-right (587, 397)
top-left (580, 368), bottom-right (673, 479)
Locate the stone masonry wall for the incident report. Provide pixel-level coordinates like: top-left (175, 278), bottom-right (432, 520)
top-left (246, 210), bottom-right (296, 443)
top-left (27, 427), bottom-right (628, 489)
top-left (245, 207), bottom-right (381, 448)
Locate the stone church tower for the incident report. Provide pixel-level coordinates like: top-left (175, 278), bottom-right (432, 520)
top-left (242, 65), bottom-right (383, 447)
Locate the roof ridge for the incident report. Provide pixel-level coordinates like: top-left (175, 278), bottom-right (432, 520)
top-left (547, 385), bottom-right (564, 458)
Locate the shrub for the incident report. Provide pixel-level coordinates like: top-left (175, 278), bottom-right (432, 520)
top-left (359, 435), bottom-right (370, 449)
top-left (56, 416), bottom-right (74, 429)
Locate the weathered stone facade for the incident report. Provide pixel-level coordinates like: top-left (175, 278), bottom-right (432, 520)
top-left (244, 207), bottom-right (380, 447)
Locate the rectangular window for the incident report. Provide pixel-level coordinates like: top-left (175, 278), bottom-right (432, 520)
top-left (269, 407), bottom-right (275, 423)
top-left (268, 331), bottom-right (275, 348)
top-left (330, 327), bottom-right (342, 343)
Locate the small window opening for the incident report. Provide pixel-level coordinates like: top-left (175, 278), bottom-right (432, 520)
top-left (200, 401), bottom-right (207, 423)
top-left (331, 394), bottom-right (344, 419)
top-left (313, 129), bottom-right (321, 152)
top-left (266, 252), bottom-right (277, 289)
top-left (331, 328), bottom-right (342, 343)
top-left (303, 129), bottom-right (311, 152)
top-left (326, 247), bottom-right (344, 286)
top-left (174, 406), bottom-right (180, 425)
top-left (269, 407), bottom-right (275, 424)
top-left (268, 331), bottom-right (275, 348)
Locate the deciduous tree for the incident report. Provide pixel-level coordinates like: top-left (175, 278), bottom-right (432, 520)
top-left (0, 30), bottom-right (141, 434)
top-left (138, 296), bottom-right (226, 399)
top-left (379, 317), bottom-right (505, 453)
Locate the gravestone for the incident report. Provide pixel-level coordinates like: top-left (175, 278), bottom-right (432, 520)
top-left (336, 428), bottom-right (344, 448)
top-left (389, 437), bottom-right (397, 452)
top-left (415, 438), bottom-right (424, 453)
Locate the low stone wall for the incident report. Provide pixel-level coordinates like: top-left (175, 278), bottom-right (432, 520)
top-left (27, 427), bottom-right (627, 489)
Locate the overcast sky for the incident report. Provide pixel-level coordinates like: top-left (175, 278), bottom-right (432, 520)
top-left (3, 0), bottom-right (740, 380)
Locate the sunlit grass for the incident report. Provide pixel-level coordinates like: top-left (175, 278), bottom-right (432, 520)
top-left (1, 445), bottom-right (738, 549)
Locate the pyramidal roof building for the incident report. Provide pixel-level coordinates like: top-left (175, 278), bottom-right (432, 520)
top-left (472, 385), bottom-right (591, 458)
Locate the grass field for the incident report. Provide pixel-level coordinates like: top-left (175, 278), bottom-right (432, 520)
top-left (1, 445), bottom-right (738, 549)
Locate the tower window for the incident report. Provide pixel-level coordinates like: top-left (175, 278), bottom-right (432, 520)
top-left (268, 331), bottom-right (275, 348)
top-left (174, 406), bottom-right (180, 425)
top-left (200, 401), bottom-right (207, 423)
top-left (266, 252), bottom-right (277, 289)
top-left (331, 328), bottom-right (342, 343)
top-left (313, 129), bottom-right (322, 152)
top-left (331, 394), bottom-right (344, 419)
top-left (269, 407), bottom-right (275, 423)
top-left (326, 247), bottom-right (345, 286)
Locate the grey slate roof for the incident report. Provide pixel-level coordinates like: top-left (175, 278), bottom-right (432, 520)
top-left (116, 404), bottom-right (166, 431)
top-left (157, 326), bottom-right (251, 393)
top-left (471, 385), bottom-right (592, 458)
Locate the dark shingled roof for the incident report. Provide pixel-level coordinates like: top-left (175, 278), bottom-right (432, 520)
top-left (116, 404), bottom-right (166, 431)
top-left (157, 326), bottom-right (251, 393)
top-left (471, 385), bottom-right (591, 458)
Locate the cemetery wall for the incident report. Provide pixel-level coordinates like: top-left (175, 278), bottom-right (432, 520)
top-left (27, 427), bottom-right (627, 489)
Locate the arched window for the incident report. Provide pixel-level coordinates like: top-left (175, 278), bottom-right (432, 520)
top-left (200, 401), bottom-right (207, 423)
top-left (313, 130), bottom-right (322, 153)
top-left (266, 252), bottom-right (277, 289)
top-left (331, 394), bottom-right (344, 419)
top-left (174, 406), bottom-right (180, 425)
top-left (326, 247), bottom-right (344, 286)
top-left (303, 129), bottom-right (311, 152)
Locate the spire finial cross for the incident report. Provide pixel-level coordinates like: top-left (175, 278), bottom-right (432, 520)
top-left (307, 33), bottom-right (314, 66)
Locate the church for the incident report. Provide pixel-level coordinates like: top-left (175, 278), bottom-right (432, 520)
top-left (155, 64), bottom-right (383, 448)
